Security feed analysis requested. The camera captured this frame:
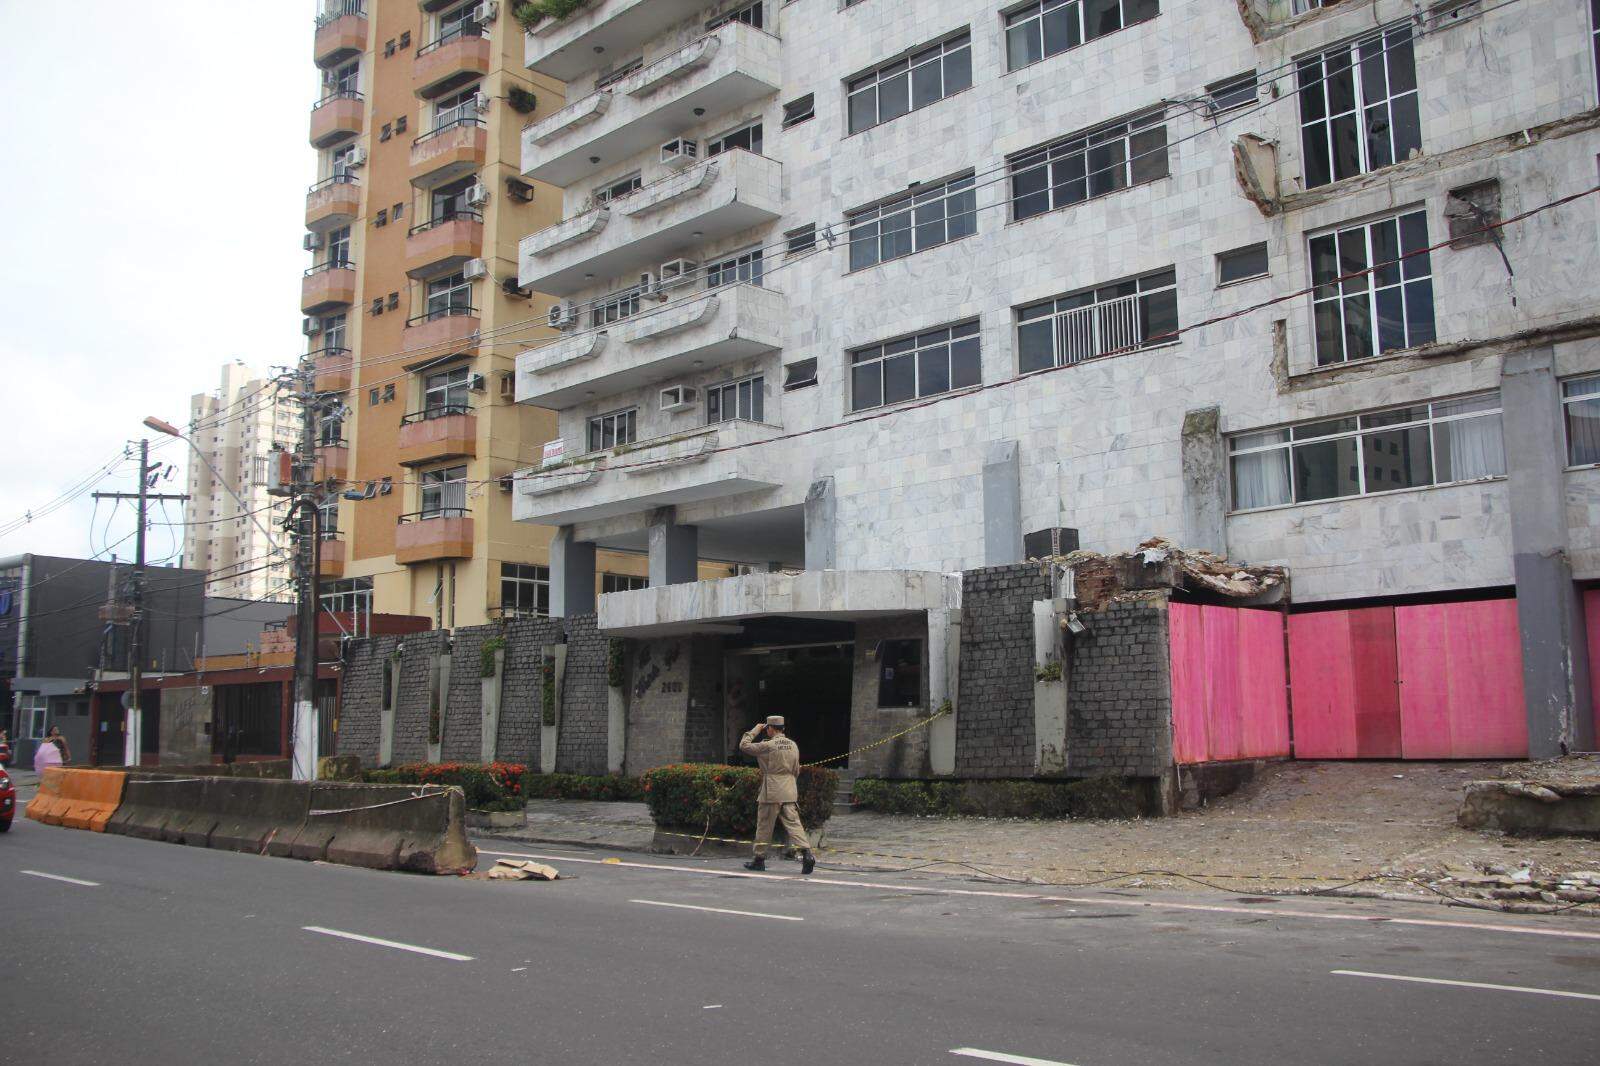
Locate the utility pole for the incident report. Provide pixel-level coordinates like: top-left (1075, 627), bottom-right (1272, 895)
top-left (94, 441), bottom-right (188, 767)
top-left (290, 356), bottom-right (325, 781)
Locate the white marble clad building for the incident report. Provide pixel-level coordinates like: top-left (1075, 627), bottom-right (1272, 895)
top-left (509, 0), bottom-right (1600, 752)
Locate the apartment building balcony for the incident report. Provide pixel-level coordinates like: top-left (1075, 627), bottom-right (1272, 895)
top-left (410, 118), bottom-right (487, 187)
top-left (311, 347), bottom-right (353, 393)
top-left (519, 149), bottom-right (781, 297)
top-left (514, 419), bottom-right (783, 526)
top-left (395, 510), bottom-right (474, 564)
top-left (318, 535), bottom-right (347, 579)
top-left (396, 405), bottom-right (477, 467)
top-left (521, 21), bottom-right (781, 187)
top-left (518, 283), bottom-right (782, 410)
top-left (401, 306), bottom-right (480, 360)
top-left (523, 0), bottom-right (706, 82)
top-left (309, 91), bottom-right (364, 148)
top-left (314, 4), bottom-right (368, 67)
top-left (301, 262), bottom-right (358, 314)
top-left (314, 443), bottom-right (350, 484)
top-left (405, 212), bottom-right (484, 278)
top-left (414, 25), bottom-right (491, 99)
top-left (306, 174), bottom-right (361, 229)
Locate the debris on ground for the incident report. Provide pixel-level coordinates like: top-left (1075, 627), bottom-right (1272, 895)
top-left (1456, 754), bottom-right (1600, 839)
top-left (482, 859), bottom-right (560, 881)
top-left (1052, 537), bottom-right (1287, 609)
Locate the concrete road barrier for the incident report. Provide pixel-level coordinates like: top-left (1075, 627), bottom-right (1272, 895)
top-left (107, 776), bottom-right (212, 842)
top-left (25, 768), bottom-right (127, 832)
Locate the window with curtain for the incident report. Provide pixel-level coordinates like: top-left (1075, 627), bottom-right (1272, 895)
top-left (1227, 394), bottom-right (1504, 511)
top-left (419, 465), bottom-right (467, 518)
top-left (1563, 376), bottom-right (1600, 466)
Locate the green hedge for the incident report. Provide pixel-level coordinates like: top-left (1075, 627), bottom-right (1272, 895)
top-left (522, 773), bottom-right (643, 803)
top-left (363, 761), bottom-right (526, 813)
top-left (851, 776), bottom-right (1139, 820)
top-left (640, 764), bottom-right (837, 839)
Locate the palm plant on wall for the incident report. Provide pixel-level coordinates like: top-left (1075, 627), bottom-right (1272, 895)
top-left (513, 0), bottom-right (589, 31)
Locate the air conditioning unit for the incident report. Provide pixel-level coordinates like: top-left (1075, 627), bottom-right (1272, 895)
top-left (474, 1), bottom-right (499, 23)
top-left (498, 370), bottom-right (516, 400)
top-left (638, 271), bottom-right (657, 296)
top-left (463, 258), bottom-right (490, 280)
top-left (660, 138), bottom-right (700, 169)
top-left (505, 177), bottom-right (535, 203)
top-left (465, 181), bottom-right (490, 206)
top-left (347, 147), bottom-right (367, 168)
top-left (496, 474), bottom-right (514, 493)
top-left (658, 258), bottom-right (698, 288)
top-left (303, 233), bottom-right (323, 251)
top-left (302, 317), bottom-right (322, 336)
top-left (548, 301), bottom-right (577, 330)
top-left (468, 373), bottom-right (487, 393)
top-left (474, 91), bottom-right (492, 113)
top-left (659, 385), bottom-right (698, 413)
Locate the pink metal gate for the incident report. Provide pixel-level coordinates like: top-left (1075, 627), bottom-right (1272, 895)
top-left (1169, 603), bottom-right (1290, 765)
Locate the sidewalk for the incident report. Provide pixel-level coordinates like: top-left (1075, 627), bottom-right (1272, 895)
top-left (479, 761), bottom-right (1600, 911)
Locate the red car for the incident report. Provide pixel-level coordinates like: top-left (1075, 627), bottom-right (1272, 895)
top-left (0, 766), bottom-right (13, 832)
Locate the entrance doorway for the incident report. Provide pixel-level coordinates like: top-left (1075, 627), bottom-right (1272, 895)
top-left (752, 643), bottom-right (853, 767)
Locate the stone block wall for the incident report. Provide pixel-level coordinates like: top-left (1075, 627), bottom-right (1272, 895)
top-left (850, 615), bottom-right (931, 779)
top-left (625, 636), bottom-right (691, 778)
top-left (335, 633), bottom-right (397, 765)
top-left (501, 615), bottom-right (564, 768)
top-left (393, 630), bottom-right (447, 764)
top-left (686, 636), bottom-right (724, 763)
top-left (556, 613), bottom-right (609, 775)
top-left (956, 563), bottom-right (1050, 778)
top-left (1068, 592), bottom-right (1173, 778)
top-left (441, 624), bottom-right (492, 762)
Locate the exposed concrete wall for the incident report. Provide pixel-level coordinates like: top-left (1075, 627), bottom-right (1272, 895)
top-left (1180, 407), bottom-right (1226, 554)
top-left (159, 687), bottom-right (212, 766)
top-left (551, 527), bottom-right (596, 617)
top-left (804, 477), bottom-right (837, 570)
top-left (982, 440), bottom-right (1022, 566)
top-left (850, 615), bottom-right (932, 779)
top-left (648, 510), bottom-right (699, 587)
top-left (625, 637), bottom-right (692, 777)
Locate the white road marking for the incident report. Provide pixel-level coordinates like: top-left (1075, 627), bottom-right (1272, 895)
top-left (302, 926), bottom-right (473, 961)
top-left (477, 848), bottom-right (1600, 943)
top-left (630, 899), bottom-right (804, 922)
top-left (21, 870), bottom-right (100, 887)
top-left (703, 1004), bottom-right (723, 1009)
top-left (950, 1049), bottom-right (1079, 1065)
top-left (1332, 970), bottom-right (1600, 1002)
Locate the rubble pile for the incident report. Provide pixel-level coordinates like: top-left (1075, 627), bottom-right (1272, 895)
top-left (1050, 537), bottom-right (1288, 609)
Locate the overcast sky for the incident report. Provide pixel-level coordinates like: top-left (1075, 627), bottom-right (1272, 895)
top-left (0, 3), bottom-right (309, 565)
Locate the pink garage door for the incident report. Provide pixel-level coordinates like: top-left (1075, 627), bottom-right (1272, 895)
top-left (1169, 603), bottom-right (1290, 765)
top-left (1288, 599), bottom-right (1527, 759)
top-left (1287, 608), bottom-right (1402, 758)
top-left (1585, 589), bottom-right (1600, 741)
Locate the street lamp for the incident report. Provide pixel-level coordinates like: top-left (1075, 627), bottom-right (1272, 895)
top-left (141, 416), bottom-right (283, 551)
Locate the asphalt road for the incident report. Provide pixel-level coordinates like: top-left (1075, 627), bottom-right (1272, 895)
top-left (2, 815), bottom-right (1598, 1065)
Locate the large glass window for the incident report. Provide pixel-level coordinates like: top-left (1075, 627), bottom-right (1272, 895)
top-left (848, 32), bottom-right (971, 134)
top-left (1297, 25), bottom-right (1421, 189)
top-left (593, 172), bottom-right (641, 206)
top-left (432, 84), bottom-right (482, 130)
top-left (851, 321), bottom-right (980, 412)
top-left (707, 375), bottom-right (764, 423)
top-left (419, 464), bottom-right (467, 518)
top-left (1564, 376), bottom-right (1600, 466)
top-left (325, 225), bottom-right (352, 267)
top-left (501, 563), bottom-right (550, 617)
top-left (1228, 395), bottom-right (1505, 511)
top-left (424, 271), bottom-right (472, 320)
top-left (602, 573), bottom-right (649, 594)
top-left (1308, 209), bottom-right (1433, 366)
top-left (705, 247), bottom-right (764, 289)
top-left (320, 312), bottom-right (347, 352)
top-left (1004, 0), bottom-right (1159, 71)
top-left (848, 174), bottom-right (976, 271)
top-left (1009, 111), bottom-right (1167, 222)
top-left (1016, 269), bottom-right (1177, 372)
top-left (707, 120), bottom-right (763, 158)
top-left (430, 177), bottom-right (476, 223)
top-left (588, 407), bottom-right (637, 451)
top-left (591, 287), bottom-right (642, 328)
top-left (433, 2), bottom-right (482, 46)
top-left (423, 366), bottom-right (470, 414)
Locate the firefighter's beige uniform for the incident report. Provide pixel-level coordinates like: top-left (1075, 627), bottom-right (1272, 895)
top-left (740, 720), bottom-right (813, 857)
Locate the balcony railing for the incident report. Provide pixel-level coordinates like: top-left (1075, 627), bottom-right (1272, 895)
top-left (305, 173), bottom-right (361, 228)
top-left (523, 0), bottom-right (708, 82)
top-left (301, 261), bottom-right (358, 313)
top-left (304, 259), bottom-right (355, 277)
top-left (409, 117), bottom-right (487, 184)
top-left (400, 403), bottom-right (474, 425)
top-left (405, 212), bottom-right (484, 277)
top-left (400, 507), bottom-right (470, 522)
top-left (404, 305), bottom-right (477, 328)
top-left (397, 405), bottom-right (477, 466)
top-left (395, 509), bottom-right (474, 564)
top-left (408, 210), bottom-right (483, 235)
top-left (314, 2), bottom-right (368, 66)
top-left (414, 22), bottom-right (491, 98)
top-left (308, 173), bottom-right (359, 194)
top-left (309, 90), bottom-right (364, 147)
top-left (416, 22), bottom-right (483, 57)
top-left (315, 1), bottom-right (366, 28)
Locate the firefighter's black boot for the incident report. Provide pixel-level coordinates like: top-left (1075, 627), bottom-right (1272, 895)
top-left (744, 855), bottom-right (767, 871)
top-left (801, 851), bottom-right (816, 875)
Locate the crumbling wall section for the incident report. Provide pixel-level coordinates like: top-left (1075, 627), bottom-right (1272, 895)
top-left (851, 615), bottom-right (932, 779)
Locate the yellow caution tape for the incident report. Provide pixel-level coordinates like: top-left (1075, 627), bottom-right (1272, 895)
top-left (801, 708), bottom-right (949, 768)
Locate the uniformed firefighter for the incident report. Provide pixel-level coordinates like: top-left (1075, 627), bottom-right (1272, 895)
top-left (739, 715), bottom-right (816, 875)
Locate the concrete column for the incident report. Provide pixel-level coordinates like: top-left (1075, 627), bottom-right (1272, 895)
top-left (927, 607), bottom-right (961, 776)
top-left (1501, 347), bottom-right (1594, 756)
top-left (648, 508), bottom-right (698, 587)
top-left (982, 440), bottom-right (1022, 565)
top-left (1180, 406), bottom-right (1227, 554)
top-left (804, 477), bottom-right (837, 571)
top-left (550, 526), bottom-right (596, 617)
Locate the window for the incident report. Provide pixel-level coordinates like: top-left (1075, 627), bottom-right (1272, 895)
top-left (423, 366), bottom-right (471, 414)
top-left (1297, 25), bottom-right (1420, 189)
top-left (1004, 0), bottom-right (1158, 71)
top-left (1217, 242), bottom-right (1269, 285)
top-left (707, 2), bottom-right (762, 30)
top-left (325, 225), bottom-right (352, 267)
top-left (593, 172), bottom-right (642, 206)
top-left (1563, 376), bottom-right (1600, 466)
top-left (321, 578), bottom-right (373, 635)
top-left (784, 359), bottom-right (818, 391)
top-left (707, 120), bottom-right (763, 157)
top-left (782, 94), bottom-right (815, 129)
top-left (1017, 269), bottom-right (1177, 372)
top-left (785, 224), bottom-right (817, 255)
top-left (433, 84), bottom-right (482, 129)
top-left (424, 271), bottom-right (472, 320)
top-left (705, 247), bottom-right (764, 289)
top-left (851, 321), bottom-right (979, 412)
top-left (316, 498), bottom-right (339, 537)
top-left (21, 695), bottom-right (46, 739)
top-left (1308, 209), bottom-right (1433, 366)
top-left (588, 407), bottom-right (637, 451)
top-left (419, 464), bottom-right (467, 518)
top-left (876, 639), bottom-right (922, 708)
top-left (330, 60), bottom-right (360, 96)
top-left (434, 2), bottom-right (482, 45)
top-left (320, 312), bottom-right (348, 351)
top-left (501, 563), bottom-right (550, 617)
top-left (848, 174), bottom-right (976, 271)
top-left (1009, 111), bottom-right (1167, 222)
top-left (591, 287), bottom-right (641, 328)
top-left (596, 57), bottom-right (643, 90)
top-left (331, 143), bottom-right (359, 177)
top-left (1206, 70), bottom-right (1258, 114)
top-left (707, 375), bottom-right (764, 423)
top-left (1228, 395), bottom-right (1505, 511)
top-left (848, 31), bottom-right (971, 134)
top-left (602, 573), bottom-right (649, 594)
top-left (430, 176), bottom-right (476, 223)
top-left (317, 408), bottom-right (344, 446)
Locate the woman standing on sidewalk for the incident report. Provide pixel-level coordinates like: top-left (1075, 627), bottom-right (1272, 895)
top-left (33, 732), bottom-right (62, 774)
top-left (45, 726), bottom-right (71, 765)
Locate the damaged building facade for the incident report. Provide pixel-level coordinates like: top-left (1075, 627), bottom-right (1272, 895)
top-left (340, 0), bottom-right (1600, 789)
